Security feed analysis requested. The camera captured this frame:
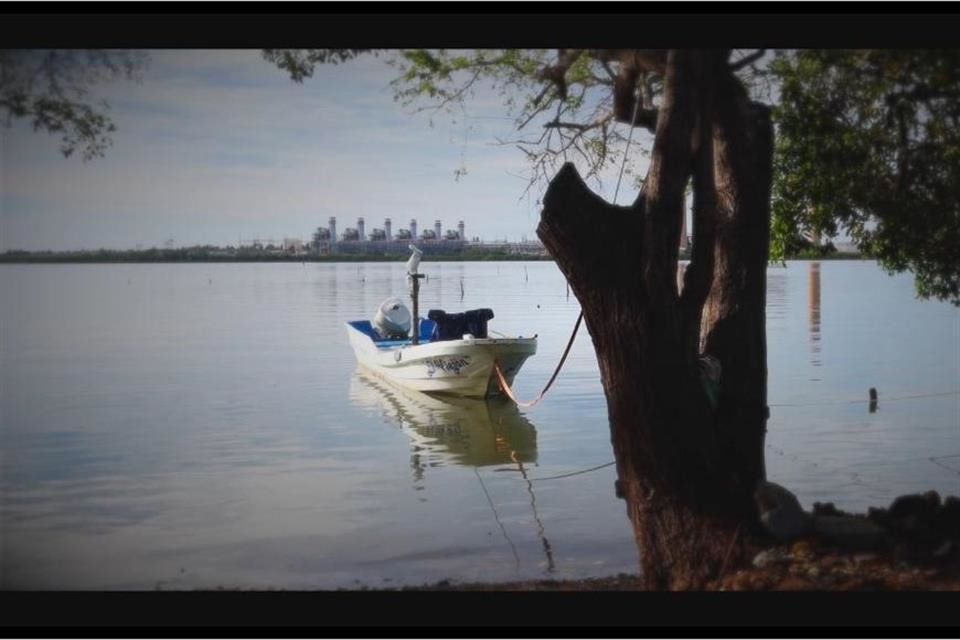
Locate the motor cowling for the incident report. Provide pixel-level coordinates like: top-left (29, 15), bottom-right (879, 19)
top-left (373, 297), bottom-right (412, 339)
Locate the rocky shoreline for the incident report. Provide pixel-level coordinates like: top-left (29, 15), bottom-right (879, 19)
top-left (388, 489), bottom-right (960, 591)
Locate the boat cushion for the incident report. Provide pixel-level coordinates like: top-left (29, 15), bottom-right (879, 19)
top-left (427, 308), bottom-right (494, 341)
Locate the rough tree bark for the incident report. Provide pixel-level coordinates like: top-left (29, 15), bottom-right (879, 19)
top-left (537, 50), bottom-right (774, 589)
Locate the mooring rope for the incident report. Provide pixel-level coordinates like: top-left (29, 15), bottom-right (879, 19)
top-left (493, 311), bottom-right (583, 408)
top-left (504, 445), bottom-right (959, 487)
top-left (930, 454), bottom-right (960, 477)
top-left (613, 84), bottom-right (642, 204)
top-left (496, 444), bottom-right (960, 486)
top-left (525, 461), bottom-right (618, 483)
top-left (494, 85), bottom-right (641, 408)
top-left (492, 87), bottom-right (642, 409)
top-left (511, 450), bottom-right (556, 571)
top-left (474, 467), bottom-right (520, 567)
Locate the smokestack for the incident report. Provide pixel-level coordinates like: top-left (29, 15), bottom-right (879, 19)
top-left (328, 216), bottom-right (337, 244)
top-left (410, 218), bottom-right (417, 241)
top-left (385, 218), bottom-right (392, 242)
top-left (357, 217), bottom-right (365, 242)
top-left (458, 220), bottom-right (465, 240)
top-left (435, 220), bottom-right (442, 241)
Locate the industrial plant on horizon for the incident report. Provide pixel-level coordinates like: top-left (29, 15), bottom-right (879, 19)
top-left (312, 216), bottom-right (467, 256)
top-left (308, 217), bottom-right (545, 257)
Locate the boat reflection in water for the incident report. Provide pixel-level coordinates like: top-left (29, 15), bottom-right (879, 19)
top-left (349, 368), bottom-right (555, 572)
top-left (349, 368), bottom-right (537, 469)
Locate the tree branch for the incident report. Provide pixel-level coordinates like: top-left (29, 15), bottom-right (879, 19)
top-left (643, 51), bottom-right (706, 298)
top-left (728, 49), bottom-right (766, 72)
top-left (537, 49), bottom-right (584, 101)
top-left (543, 115), bottom-right (612, 132)
top-left (411, 68), bottom-right (483, 114)
top-left (885, 85), bottom-right (960, 105)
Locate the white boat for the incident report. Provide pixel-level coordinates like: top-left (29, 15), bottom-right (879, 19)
top-left (346, 320), bottom-right (538, 397)
top-left (345, 247), bottom-right (537, 398)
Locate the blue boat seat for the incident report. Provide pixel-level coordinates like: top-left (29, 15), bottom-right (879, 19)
top-left (348, 319), bottom-right (436, 345)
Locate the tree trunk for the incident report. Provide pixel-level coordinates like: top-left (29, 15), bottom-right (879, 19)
top-left (536, 51), bottom-right (773, 589)
top-left (700, 80), bottom-right (774, 491)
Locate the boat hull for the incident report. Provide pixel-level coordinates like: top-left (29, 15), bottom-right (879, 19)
top-left (346, 322), bottom-right (537, 398)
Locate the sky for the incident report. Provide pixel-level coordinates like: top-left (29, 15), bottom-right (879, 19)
top-left (1, 50), bottom-right (646, 252)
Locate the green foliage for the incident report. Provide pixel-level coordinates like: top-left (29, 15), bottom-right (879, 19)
top-left (384, 49), bottom-right (640, 188)
top-left (388, 49), bottom-right (551, 112)
top-left (262, 49), bottom-right (372, 82)
top-left (0, 50), bottom-right (148, 160)
top-left (771, 50), bottom-right (960, 303)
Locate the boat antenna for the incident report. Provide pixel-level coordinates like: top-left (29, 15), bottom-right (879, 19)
top-left (406, 245), bottom-right (425, 345)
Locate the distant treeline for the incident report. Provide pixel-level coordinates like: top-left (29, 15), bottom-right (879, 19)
top-left (0, 247), bottom-right (555, 263)
top-left (0, 245), bottom-right (859, 264)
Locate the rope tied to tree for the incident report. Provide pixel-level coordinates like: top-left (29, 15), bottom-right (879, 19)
top-left (495, 87), bottom-right (645, 409)
top-left (493, 312), bottom-right (583, 408)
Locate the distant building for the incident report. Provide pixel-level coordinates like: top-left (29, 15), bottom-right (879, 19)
top-left (283, 238), bottom-right (305, 254)
top-left (312, 227), bottom-right (332, 255)
top-left (310, 216), bottom-right (474, 256)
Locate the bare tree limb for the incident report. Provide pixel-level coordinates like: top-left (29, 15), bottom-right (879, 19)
top-left (404, 68), bottom-right (485, 117)
top-left (729, 49), bottom-right (766, 72)
top-left (537, 49), bottom-right (584, 101)
top-left (544, 113), bottom-right (614, 132)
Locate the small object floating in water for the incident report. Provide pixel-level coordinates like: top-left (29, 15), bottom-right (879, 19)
top-left (345, 246), bottom-right (537, 398)
top-left (869, 387), bottom-right (878, 413)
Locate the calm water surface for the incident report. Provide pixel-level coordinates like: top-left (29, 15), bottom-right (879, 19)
top-left (1, 261), bottom-right (958, 589)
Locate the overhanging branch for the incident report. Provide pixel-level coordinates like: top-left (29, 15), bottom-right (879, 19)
top-left (543, 115), bottom-right (612, 132)
top-left (729, 50), bottom-right (766, 72)
top-left (537, 49), bottom-right (584, 100)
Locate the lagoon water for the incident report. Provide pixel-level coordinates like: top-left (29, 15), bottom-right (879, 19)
top-left (1, 260), bottom-right (958, 589)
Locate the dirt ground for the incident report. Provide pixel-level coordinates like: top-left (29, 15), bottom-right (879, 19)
top-left (394, 492), bottom-right (960, 591)
top-left (391, 542), bottom-right (959, 591)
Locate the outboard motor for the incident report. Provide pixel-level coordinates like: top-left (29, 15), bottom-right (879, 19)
top-left (374, 297), bottom-right (412, 339)
top-left (427, 308), bottom-right (494, 341)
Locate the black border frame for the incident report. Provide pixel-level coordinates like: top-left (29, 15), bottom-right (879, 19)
top-left (3, 2), bottom-right (960, 637)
